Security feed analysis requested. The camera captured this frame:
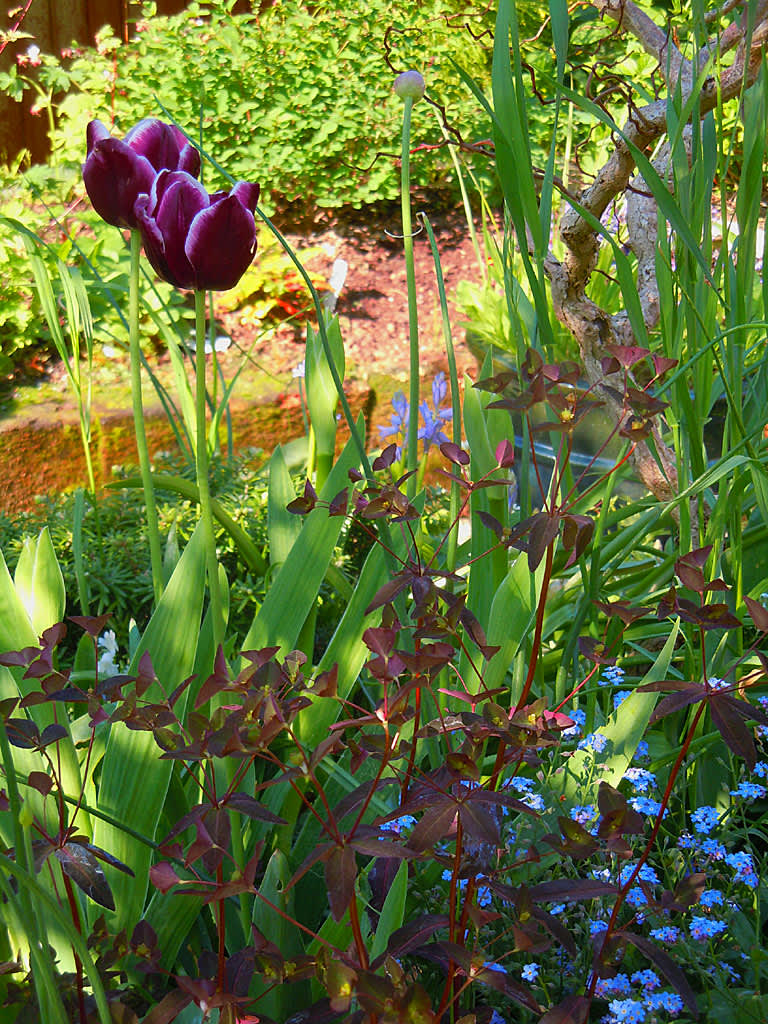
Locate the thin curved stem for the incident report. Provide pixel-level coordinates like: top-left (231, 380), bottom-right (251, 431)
top-left (400, 95), bottom-right (421, 493)
top-left (194, 290), bottom-right (225, 650)
top-left (129, 230), bottom-right (164, 604)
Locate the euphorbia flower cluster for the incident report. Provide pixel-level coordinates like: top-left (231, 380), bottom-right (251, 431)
top-left (83, 118), bottom-right (258, 291)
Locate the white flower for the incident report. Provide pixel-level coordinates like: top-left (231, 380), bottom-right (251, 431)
top-left (97, 630), bottom-right (121, 676)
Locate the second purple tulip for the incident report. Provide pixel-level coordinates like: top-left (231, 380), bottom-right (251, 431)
top-left (134, 171), bottom-right (260, 292)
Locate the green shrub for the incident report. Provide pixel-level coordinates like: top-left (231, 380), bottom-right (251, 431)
top-left (28, 0), bottom-right (496, 211)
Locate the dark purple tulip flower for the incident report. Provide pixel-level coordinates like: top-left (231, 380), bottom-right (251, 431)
top-left (134, 170), bottom-right (260, 291)
top-left (83, 118), bottom-right (201, 229)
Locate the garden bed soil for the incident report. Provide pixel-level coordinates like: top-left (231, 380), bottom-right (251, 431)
top-left (0, 202), bottom-right (485, 514)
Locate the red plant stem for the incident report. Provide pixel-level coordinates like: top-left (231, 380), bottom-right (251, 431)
top-left (436, 817), bottom-right (464, 1021)
top-left (216, 863), bottom-right (226, 991)
top-left (401, 673), bottom-right (422, 803)
top-left (349, 885), bottom-right (369, 970)
top-left (486, 538), bottom-right (554, 793)
top-left (517, 539), bottom-right (555, 709)
top-left (0, 0), bottom-right (34, 56)
top-left (61, 872), bottom-right (87, 1023)
top-left (349, 719), bottom-right (396, 839)
top-left (565, 441), bottom-right (638, 510)
top-left (588, 699), bottom-right (707, 1001)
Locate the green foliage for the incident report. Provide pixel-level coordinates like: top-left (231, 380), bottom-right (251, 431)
top-left (15, 0), bottom-right (495, 212)
top-left (0, 162), bottom-right (193, 366)
top-left (2, 0), bottom-right (768, 1020)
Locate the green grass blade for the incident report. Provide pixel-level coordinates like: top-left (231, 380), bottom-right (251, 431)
top-left (92, 522), bottom-right (207, 932)
top-left (241, 424), bottom-right (362, 657)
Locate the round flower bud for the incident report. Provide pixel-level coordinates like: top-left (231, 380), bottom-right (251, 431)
top-left (393, 70), bottom-right (425, 102)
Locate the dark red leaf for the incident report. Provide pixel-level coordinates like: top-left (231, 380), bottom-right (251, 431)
top-left (624, 931), bottom-right (698, 1015)
top-left (495, 438), bottom-right (515, 467)
top-left (561, 514), bottom-right (594, 568)
top-left (676, 563), bottom-right (706, 594)
top-left (27, 771), bottom-right (53, 797)
top-left (476, 510), bottom-right (503, 538)
top-left (542, 816), bottom-right (598, 861)
top-left (39, 724), bottom-right (68, 748)
top-left (693, 604), bottom-right (742, 630)
top-left (140, 989), bottom-right (193, 1024)
top-left (745, 595), bottom-right (768, 632)
top-left (593, 599), bottom-right (653, 624)
top-left (651, 355), bottom-right (678, 378)
top-left (606, 344), bottom-right (650, 369)
top-left (378, 914), bottom-right (450, 963)
top-left (329, 489), bottom-right (349, 517)
top-left (5, 719), bottom-right (40, 748)
top-left (440, 441), bottom-right (470, 466)
top-left (577, 637), bottom-right (615, 666)
top-left (528, 512), bottom-right (560, 572)
top-left (710, 697), bottom-right (757, 768)
top-left (408, 802), bottom-right (457, 852)
top-left (149, 861), bottom-right (180, 893)
top-left (649, 687), bottom-right (706, 722)
top-left (325, 845), bottom-right (356, 921)
top-left (55, 843), bottom-right (115, 910)
top-left (373, 444), bottom-right (398, 470)
top-left (538, 994), bottom-right (591, 1024)
top-left (364, 574), bottom-right (411, 615)
top-left (225, 793), bottom-right (287, 824)
top-left (68, 614), bottom-right (110, 638)
top-left (130, 919), bottom-right (158, 957)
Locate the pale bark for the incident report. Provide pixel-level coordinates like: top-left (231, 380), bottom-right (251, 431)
top-left (545, 0), bottom-right (768, 512)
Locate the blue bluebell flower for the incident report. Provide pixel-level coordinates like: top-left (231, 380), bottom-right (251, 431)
top-left (699, 837), bottom-right (727, 860)
top-left (698, 888), bottom-right (724, 908)
top-left (600, 665), bottom-right (626, 687)
top-left (578, 732), bottom-right (608, 753)
top-left (380, 814), bottom-right (417, 834)
top-left (521, 962), bottom-right (539, 982)
top-left (689, 916), bottom-right (727, 940)
top-left (624, 767), bottom-right (656, 793)
top-left (595, 974), bottom-right (631, 997)
top-left (725, 850), bottom-right (758, 887)
top-left (643, 991), bottom-right (683, 1014)
top-left (730, 780), bottom-right (767, 800)
top-left (691, 805), bottom-right (720, 834)
top-left (607, 997), bottom-right (646, 1023)
top-left (631, 969), bottom-right (659, 991)
top-left (630, 796), bottom-right (663, 817)
top-left (570, 804), bottom-right (596, 825)
top-left (562, 707), bottom-right (586, 740)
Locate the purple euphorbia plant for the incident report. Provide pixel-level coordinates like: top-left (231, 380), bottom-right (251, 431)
top-left (134, 170), bottom-right (260, 291)
top-left (83, 118), bottom-right (201, 228)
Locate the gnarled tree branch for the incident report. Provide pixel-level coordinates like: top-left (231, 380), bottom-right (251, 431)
top-left (545, 0), bottom-right (768, 515)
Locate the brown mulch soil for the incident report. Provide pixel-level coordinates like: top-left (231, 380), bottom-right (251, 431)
top-left (221, 199), bottom-right (486, 388)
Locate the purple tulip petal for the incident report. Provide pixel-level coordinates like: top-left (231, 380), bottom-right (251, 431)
top-left (141, 172), bottom-right (209, 289)
top-left (86, 119), bottom-right (111, 154)
top-left (83, 138), bottom-right (155, 228)
top-left (185, 193), bottom-right (257, 291)
top-left (123, 118), bottom-right (200, 176)
top-left (231, 181), bottom-right (260, 213)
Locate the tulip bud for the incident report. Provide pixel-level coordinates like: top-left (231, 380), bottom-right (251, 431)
top-left (393, 70), bottom-right (425, 102)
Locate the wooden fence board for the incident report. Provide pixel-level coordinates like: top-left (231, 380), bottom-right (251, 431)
top-left (0, 0), bottom-right (191, 163)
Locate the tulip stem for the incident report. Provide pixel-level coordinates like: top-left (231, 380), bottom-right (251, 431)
top-left (129, 230), bottom-right (164, 605)
top-left (400, 95), bottom-right (420, 495)
top-left (195, 290), bottom-right (225, 651)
